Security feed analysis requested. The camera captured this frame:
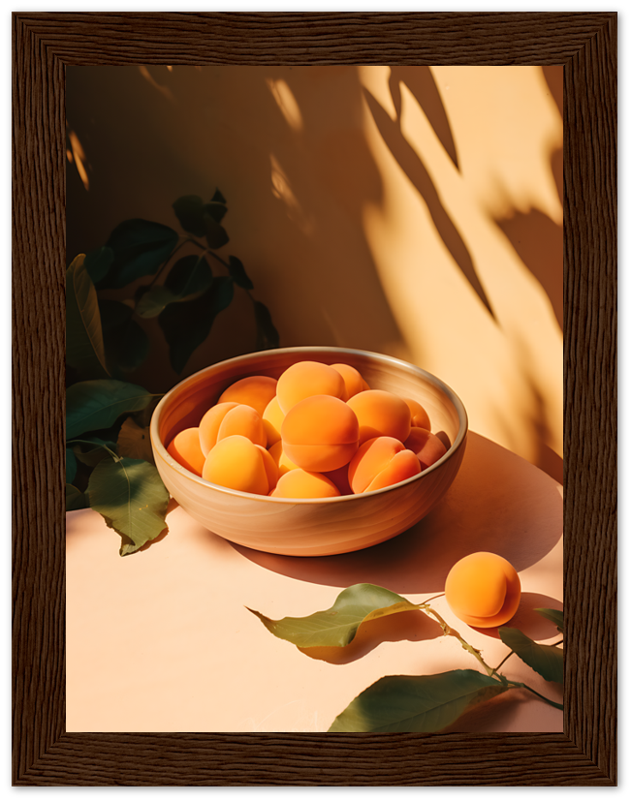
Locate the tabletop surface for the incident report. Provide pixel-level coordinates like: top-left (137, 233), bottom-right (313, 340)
top-left (66, 431), bottom-right (563, 733)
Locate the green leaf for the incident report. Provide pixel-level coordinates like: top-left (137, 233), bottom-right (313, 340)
top-left (172, 195), bottom-right (206, 237)
top-left (249, 583), bottom-right (422, 649)
top-left (535, 608), bottom-right (564, 633)
top-left (87, 457), bottom-right (169, 556)
top-left (203, 201), bottom-right (227, 224)
top-left (66, 380), bottom-right (153, 440)
top-left (212, 188), bottom-right (226, 204)
top-left (106, 318), bottom-right (150, 373)
top-left (203, 214), bottom-right (229, 250)
top-left (135, 285), bottom-right (178, 318)
top-left (72, 437), bottom-right (116, 467)
top-left (499, 627), bottom-right (564, 684)
top-left (159, 276), bottom-right (234, 374)
top-left (84, 246), bottom-right (114, 284)
top-left (164, 254), bottom-right (213, 299)
top-left (66, 484), bottom-right (88, 512)
top-left (66, 255), bottom-right (109, 379)
top-left (226, 255), bottom-right (253, 290)
top-left (99, 298), bottom-right (133, 332)
top-left (254, 301), bottom-right (280, 350)
top-left (66, 448), bottom-right (77, 484)
top-left (328, 670), bottom-right (507, 732)
top-left (100, 219), bottom-right (179, 289)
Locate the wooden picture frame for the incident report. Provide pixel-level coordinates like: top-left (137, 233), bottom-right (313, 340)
top-left (12, 12), bottom-right (617, 786)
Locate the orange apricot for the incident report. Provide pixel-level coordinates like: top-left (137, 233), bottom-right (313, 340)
top-left (262, 396), bottom-right (285, 447)
top-left (281, 394), bottom-right (360, 472)
top-left (218, 375), bottom-right (277, 417)
top-left (405, 427), bottom-right (448, 469)
top-left (330, 363), bottom-right (369, 400)
top-left (268, 440), bottom-right (299, 477)
top-left (346, 389), bottom-right (411, 445)
top-left (322, 464), bottom-right (353, 496)
top-left (404, 398), bottom-right (431, 431)
top-left (348, 436), bottom-right (421, 494)
top-left (445, 552), bottom-right (522, 628)
top-left (166, 427), bottom-right (206, 476)
top-left (202, 435), bottom-right (276, 495)
top-left (270, 469), bottom-right (341, 499)
top-left (276, 361), bottom-right (345, 414)
top-left (199, 402), bottom-right (239, 456)
top-left (216, 404), bottom-right (266, 448)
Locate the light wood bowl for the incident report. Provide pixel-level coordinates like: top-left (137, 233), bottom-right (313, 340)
top-left (150, 347), bottom-right (467, 556)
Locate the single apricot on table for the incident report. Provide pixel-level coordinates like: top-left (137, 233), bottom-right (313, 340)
top-left (348, 436), bottom-right (421, 494)
top-left (445, 552), bottom-right (522, 628)
top-left (167, 427), bottom-right (206, 477)
top-left (346, 389), bottom-right (412, 445)
top-left (202, 435), bottom-right (278, 495)
top-left (276, 361), bottom-right (345, 414)
top-left (281, 394), bottom-right (360, 472)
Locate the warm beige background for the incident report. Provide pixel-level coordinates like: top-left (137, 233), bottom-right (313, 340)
top-left (66, 65), bottom-right (563, 482)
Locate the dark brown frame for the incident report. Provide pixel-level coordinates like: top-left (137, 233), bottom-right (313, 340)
top-left (12, 12), bottom-right (617, 786)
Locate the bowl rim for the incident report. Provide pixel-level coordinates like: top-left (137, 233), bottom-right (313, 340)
top-left (150, 346), bottom-right (468, 504)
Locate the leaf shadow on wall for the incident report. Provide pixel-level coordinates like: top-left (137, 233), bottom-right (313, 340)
top-left (492, 66), bottom-right (563, 332)
top-left (364, 71), bottom-right (495, 320)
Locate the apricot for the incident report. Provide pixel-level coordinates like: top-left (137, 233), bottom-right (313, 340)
top-left (268, 440), bottom-right (299, 477)
top-left (323, 464), bottom-right (353, 496)
top-left (348, 436), bottom-right (421, 494)
top-left (167, 427), bottom-right (206, 477)
top-left (218, 375), bottom-right (277, 417)
top-left (276, 361), bottom-right (345, 414)
top-left (281, 394), bottom-right (360, 472)
top-left (270, 469), bottom-right (341, 499)
top-left (262, 396), bottom-right (285, 447)
top-left (404, 398), bottom-right (431, 431)
top-left (202, 435), bottom-right (277, 495)
top-left (405, 427), bottom-right (448, 469)
top-left (216, 404), bottom-right (266, 448)
top-left (445, 552), bottom-right (522, 628)
top-left (346, 389), bottom-right (412, 445)
top-left (199, 402), bottom-right (266, 454)
top-left (330, 363), bottom-right (369, 400)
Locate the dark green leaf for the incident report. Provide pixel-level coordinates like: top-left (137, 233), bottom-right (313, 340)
top-left (164, 254), bottom-right (213, 299)
top-left (135, 285), bottom-right (178, 318)
top-left (499, 627), bottom-right (564, 684)
top-left (73, 437), bottom-right (116, 468)
top-left (100, 219), bottom-right (179, 289)
top-left (66, 448), bottom-right (77, 484)
top-left (226, 255), bottom-right (253, 290)
top-left (159, 277), bottom-right (234, 374)
top-left (203, 214), bottom-right (229, 250)
top-left (87, 457), bottom-right (169, 556)
top-left (535, 608), bottom-right (564, 633)
top-left (105, 317), bottom-right (150, 373)
top-left (328, 670), bottom-right (507, 732)
top-left (84, 246), bottom-right (114, 284)
top-left (249, 583), bottom-right (422, 649)
top-left (66, 255), bottom-right (109, 378)
top-left (203, 201), bottom-right (227, 224)
top-left (66, 380), bottom-right (153, 440)
top-left (254, 301), bottom-right (280, 350)
top-left (172, 195), bottom-right (206, 237)
top-left (99, 298), bottom-right (133, 332)
top-left (212, 188), bottom-right (226, 204)
top-left (66, 484), bottom-right (88, 512)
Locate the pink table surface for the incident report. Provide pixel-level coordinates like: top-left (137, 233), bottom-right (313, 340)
top-left (66, 431), bottom-right (563, 733)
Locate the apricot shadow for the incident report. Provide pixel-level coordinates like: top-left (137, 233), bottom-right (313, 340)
top-left (468, 592), bottom-right (563, 641)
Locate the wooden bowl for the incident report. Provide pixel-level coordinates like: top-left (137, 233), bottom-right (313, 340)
top-left (150, 347), bottom-right (467, 556)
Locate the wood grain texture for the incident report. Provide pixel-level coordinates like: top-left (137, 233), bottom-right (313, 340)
top-left (12, 11), bottom-right (617, 787)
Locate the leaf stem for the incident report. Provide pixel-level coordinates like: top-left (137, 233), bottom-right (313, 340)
top-left (419, 603), bottom-right (496, 677)
top-left (146, 238), bottom-right (191, 291)
top-left (67, 438), bottom-right (120, 461)
top-left (508, 681), bottom-right (564, 711)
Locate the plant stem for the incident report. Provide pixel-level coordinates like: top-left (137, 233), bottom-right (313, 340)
top-left (509, 681), bottom-right (564, 711)
top-left (146, 238), bottom-right (191, 291)
top-left (492, 651), bottom-right (515, 674)
top-left (419, 603), bottom-right (496, 677)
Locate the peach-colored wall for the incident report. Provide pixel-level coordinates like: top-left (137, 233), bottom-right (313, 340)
top-left (66, 65), bottom-right (563, 481)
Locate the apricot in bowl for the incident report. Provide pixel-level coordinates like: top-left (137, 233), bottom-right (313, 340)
top-left (150, 346), bottom-right (467, 556)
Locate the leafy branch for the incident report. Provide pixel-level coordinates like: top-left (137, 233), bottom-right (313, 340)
top-left (249, 583), bottom-right (564, 732)
top-left (66, 192), bottom-right (280, 555)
